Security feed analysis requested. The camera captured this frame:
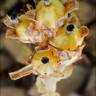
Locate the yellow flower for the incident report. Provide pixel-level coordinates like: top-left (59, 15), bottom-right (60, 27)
top-left (32, 47), bottom-right (59, 75)
top-left (36, 0), bottom-right (65, 30)
top-left (50, 24), bottom-right (89, 50)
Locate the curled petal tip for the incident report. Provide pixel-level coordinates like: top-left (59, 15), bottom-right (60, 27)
top-left (80, 26), bottom-right (89, 38)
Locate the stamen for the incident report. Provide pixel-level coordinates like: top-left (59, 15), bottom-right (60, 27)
top-left (44, 0), bottom-right (50, 6)
top-left (41, 57), bottom-right (49, 64)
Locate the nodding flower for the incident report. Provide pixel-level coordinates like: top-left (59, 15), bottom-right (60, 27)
top-left (4, 0), bottom-right (89, 81)
top-left (49, 23), bottom-right (89, 51)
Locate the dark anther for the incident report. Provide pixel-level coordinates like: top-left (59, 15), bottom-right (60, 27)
top-left (41, 57), bottom-right (49, 64)
top-left (68, 13), bottom-right (71, 17)
top-left (44, 0), bottom-right (50, 5)
top-left (44, 0), bottom-right (50, 2)
top-left (11, 12), bottom-right (17, 19)
top-left (67, 24), bottom-right (74, 32)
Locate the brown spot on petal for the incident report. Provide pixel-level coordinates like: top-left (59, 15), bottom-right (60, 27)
top-left (6, 29), bottom-right (18, 39)
top-left (25, 10), bottom-right (36, 19)
top-left (69, 14), bottom-right (80, 26)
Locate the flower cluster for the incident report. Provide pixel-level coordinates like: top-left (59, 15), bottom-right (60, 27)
top-left (4, 0), bottom-right (89, 95)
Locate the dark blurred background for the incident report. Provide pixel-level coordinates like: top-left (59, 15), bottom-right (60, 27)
top-left (0, 0), bottom-right (96, 96)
